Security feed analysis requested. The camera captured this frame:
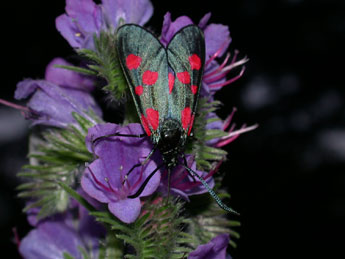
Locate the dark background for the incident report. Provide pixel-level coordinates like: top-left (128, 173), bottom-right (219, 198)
top-left (1, 0), bottom-right (344, 258)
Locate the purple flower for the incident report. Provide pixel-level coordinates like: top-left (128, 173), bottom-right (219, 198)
top-left (202, 51), bottom-right (247, 97)
top-left (81, 123), bottom-right (161, 223)
top-left (14, 58), bottom-right (102, 128)
top-left (102, 0), bottom-right (153, 29)
top-left (45, 57), bottom-right (95, 91)
top-left (56, 0), bottom-right (103, 49)
top-left (158, 155), bottom-right (215, 201)
top-left (160, 12), bottom-right (193, 47)
top-left (188, 234), bottom-right (230, 259)
top-left (160, 12), bottom-right (247, 97)
top-left (56, 0), bottom-right (153, 49)
top-left (160, 12), bottom-right (230, 60)
top-left (20, 208), bottom-right (104, 259)
top-left (206, 109), bottom-right (258, 148)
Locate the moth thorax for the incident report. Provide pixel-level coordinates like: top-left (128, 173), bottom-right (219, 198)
top-left (157, 118), bottom-right (186, 168)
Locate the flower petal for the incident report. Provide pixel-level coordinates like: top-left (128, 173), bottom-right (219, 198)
top-left (102, 0), bottom-right (153, 28)
top-left (137, 158), bottom-right (161, 197)
top-left (15, 77), bottom-right (101, 128)
top-left (56, 0), bottom-right (102, 49)
top-left (204, 23), bottom-right (231, 58)
top-left (198, 12), bottom-right (211, 29)
top-left (83, 123), bottom-right (161, 223)
top-left (19, 220), bottom-right (83, 259)
top-left (85, 122), bottom-right (149, 159)
top-left (45, 58), bottom-right (95, 91)
top-left (65, 0), bottom-right (101, 32)
top-left (14, 57), bottom-right (102, 128)
top-left (55, 14), bottom-right (81, 48)
top-left (81, 159), bottom-right (113, 203)
top-left (188, 234), bottom-right (230, 259)
top-left (108, 197), bottom-right (141, 223)
top-left (85, 122), bottom-right (121, 153)
top-left (159, 155), bottom-right (213, 199)
top-left (161, 12), bottom-right (193, 46)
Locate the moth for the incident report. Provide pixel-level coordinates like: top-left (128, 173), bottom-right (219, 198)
top-left (115, 24), bottom-right (236, 214)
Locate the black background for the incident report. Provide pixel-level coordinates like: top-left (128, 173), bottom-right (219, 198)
top-left (1, 0), bottom-right (344, 258)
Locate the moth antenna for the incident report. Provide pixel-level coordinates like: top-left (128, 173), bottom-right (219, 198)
top-left (181, 164), bottom-right (239, 215)
top-left (181, 154), bottom-right (197, 183)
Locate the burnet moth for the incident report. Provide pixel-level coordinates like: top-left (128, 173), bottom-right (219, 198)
top-left (113, 24), bottom-right (237, 214)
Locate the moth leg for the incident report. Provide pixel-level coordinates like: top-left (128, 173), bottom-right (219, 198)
top-left (166, 168), bottom-right (171, 204)
top-left (122, 146), bottom-right (157, 185)
top-left (93, 132), bottom-right (146, 146)
top-left (128, 163), bottom-right (164, 199)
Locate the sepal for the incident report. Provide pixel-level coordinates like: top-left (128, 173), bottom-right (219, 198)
top-left (185, 178), bottom-right (241, 249)
top-left (17, 114), bottom-right (96, 219)
top-left (186, 98), bottom-right (228, 171)
top-left (77, 32), bottom-right (128, 102)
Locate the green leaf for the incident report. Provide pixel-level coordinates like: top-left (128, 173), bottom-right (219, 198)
top-left (17, 115), bottom-right (95, 219)
top-left (78, 247), bottom-right (90, 259)
top-left (187, 98), bottom-right (230, 171)
top-left (63, 252), bottom-right (75, 259)
top-left (204, 129), bottom-right (228, 141)
top-left (185, 187), bottom-right (241, 249)
top-left (78, 31), bottom-right (128, 101)
top-left (98, 233), bottom-right (123, 259)
top-left (54, 64), bottom-right (97, 76)
top-left (89, 197), bottom-right (193, 259)
top-left (58, 181), bottom-right (95, 212)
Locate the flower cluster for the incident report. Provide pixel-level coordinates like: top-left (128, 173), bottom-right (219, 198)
top-left (3, 0), bottom-right (255, 258)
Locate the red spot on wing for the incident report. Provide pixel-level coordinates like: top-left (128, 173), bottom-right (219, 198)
top-left (141, 114), bottom-right (151, 136)
top-left (191, 85), bottom-right (198, 95)
top-left (177, 71), bottom-right (191, 84)
top-left (189, 54), bottom-right (201, 70)
top-left (168, 73), bottom-right (175, 94)
top-left (135, 85), bottom-right (143, 96)
top-left (126, 54), bottom-right (142, 70)
top-left (181, 107), bottom-right (192, 130)
top-left (187, 114), bottom-right (195, 136)
top-left (146, 108), bottom-right (159, 131)
top-left (142, 70), bottom-right (158, 85)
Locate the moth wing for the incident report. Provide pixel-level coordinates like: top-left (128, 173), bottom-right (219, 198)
top-left (167, 25), bottom-right (205, 135)
top-left (116, 24), bottom-right (169, 136)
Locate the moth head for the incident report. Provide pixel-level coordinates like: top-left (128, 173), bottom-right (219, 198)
top-left (157, 119), bottom-right (185, 155)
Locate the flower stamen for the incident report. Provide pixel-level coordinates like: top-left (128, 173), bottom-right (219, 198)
top-left (205, 40), bottom-right (231, 67)
top-left (215, 124), bottom-right (258, 148)
top-left (88, 167), bottom-right (120, 196)
top-left (0, 98), bottom-right (31, 117)
top-left (208, 65), bottom-right (246, 89)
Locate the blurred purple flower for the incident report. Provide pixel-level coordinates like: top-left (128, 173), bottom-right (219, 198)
top-left (81, 123), bottom-right (161, 223)
top-left (188, 234), bottom-right (230, 259)
top-left (160, 12), bottom-right (247, 97)
top-left (56, 0), bottom-right (153, 49)
top-left (20, 207), bottom-right (104, 259)
top-left (14, 58), bottom-right (102, 128)
top-left (158, 155), bottom-right (215, 201)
